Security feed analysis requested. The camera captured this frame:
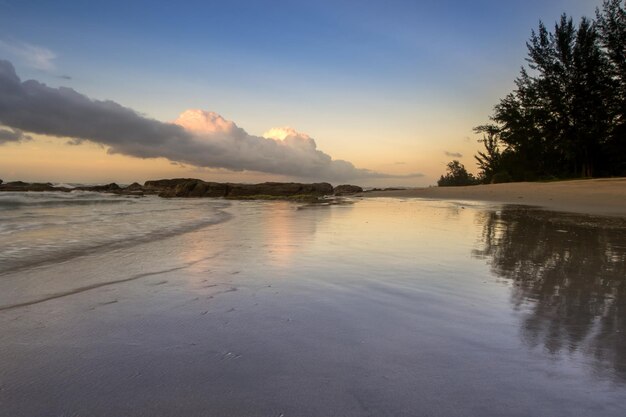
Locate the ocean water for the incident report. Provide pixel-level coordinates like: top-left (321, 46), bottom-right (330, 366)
top-left (0, 191), bottom-right (231, 274)
top-left (1, 194), bottom-right (625, 416)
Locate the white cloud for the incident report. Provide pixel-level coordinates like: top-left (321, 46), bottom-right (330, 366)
top-left (0, 59), bottom-right (423, 182)
top-left (173, 110), bottom-right (392, 180)
top-left (0, 39), bottom-right (56, 70)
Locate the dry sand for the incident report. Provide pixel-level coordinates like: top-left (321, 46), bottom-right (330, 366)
top-left (363, 178), bottom-right (626, 217)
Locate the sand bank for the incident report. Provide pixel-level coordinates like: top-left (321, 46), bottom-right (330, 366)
top-left (364, 178), bottom-right (626, 217)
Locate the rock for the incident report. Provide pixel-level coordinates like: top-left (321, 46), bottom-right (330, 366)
top-left (76, 183), bottom-right (121, 193)
top-left (125, 182), bottom-right (143, 191)
top-left (227, 182), bottom-right (333, 198)
top-left (144, 178), bottom-right (333, 199)
top-left (143, 178), bottom-right (198, 193)
top-left (114, 182), bottom-right (144, 196)
top-left (143, 178), bottom-right (198, 196)
top-left (0, 181), bottom-right (71, 192)
top-left (1, 177), bottom-right (341, 200)
top-left (158, 180), bottom-right (230, 198)
top-left (6, 181), bottom-right (29, 187)
top-left (333, 184), bottom-right (363, 195)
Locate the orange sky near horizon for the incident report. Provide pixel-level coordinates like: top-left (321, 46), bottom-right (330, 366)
top-left (0, 129), bottom-right (481, 187)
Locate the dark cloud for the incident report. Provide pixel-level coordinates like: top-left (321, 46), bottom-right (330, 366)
top-left (0, 126), bottom-right (31, 143)
top-left (444, 151), bottom-right (463, 158)
top-left (0, 60), bottom-right (422, 181)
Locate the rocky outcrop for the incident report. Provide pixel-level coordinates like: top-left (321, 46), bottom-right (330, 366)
top-left (367, 187), bottom-right (405, 192)
top-left (227, 182), bottom-right (333, 198)
top-left (0, 181), bottom-right (144, 195)
top-left (156, 180), bottom-right (230, 198)
top-left (75, 183), bottom-right (121, 193)
top-left (0, 181), bottom-right (71, 192)
top-left (143, 178), bottom-right (199, 193)
top-left (333, 184), bottom-right (363, 195)
top-left (126, 182), bottom-right (143, 191)
top-left (1, 178), bottom-right (363, 200)
top-left (143, 178), bottom-right (334, 199)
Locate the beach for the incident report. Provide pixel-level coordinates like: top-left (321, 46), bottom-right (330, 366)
top-left (1, 190), bottom-right (625, 416)
top-left (365, 178), bottom-right (626, 217)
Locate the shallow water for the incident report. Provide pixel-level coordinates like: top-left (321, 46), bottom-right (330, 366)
top-left (0, 192), bottom-right (230, 274)
top-left (0, 196), bottom-right (625, 416)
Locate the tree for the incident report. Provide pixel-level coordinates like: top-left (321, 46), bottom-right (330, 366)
top-left (437, 160), bottom-right (479, 186)
top-left (476, 9), bottom-right (623, 180)
top-left (596, 0), bottom-right (626, 175)
top-left (474, 125), bottom-right (501, 182)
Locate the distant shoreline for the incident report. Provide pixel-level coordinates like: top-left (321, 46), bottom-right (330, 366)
top-left (0, 179), bottom-right (363, 201)
top-left (2, 177), bottom-right (625, 217)
top-left (362, 178), bottom-right (626, 218)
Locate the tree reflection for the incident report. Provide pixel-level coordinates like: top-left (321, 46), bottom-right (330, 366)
top-left (473, 208), bottom-right (626, 381)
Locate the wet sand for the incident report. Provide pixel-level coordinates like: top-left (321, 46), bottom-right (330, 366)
top-left (364, 178), bottom-right (626, 217)
top-left (1, 199), bottom-right (625, 416)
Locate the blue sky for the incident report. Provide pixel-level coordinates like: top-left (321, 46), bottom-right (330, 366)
top-left (0, 0), bottom-right (605, 185)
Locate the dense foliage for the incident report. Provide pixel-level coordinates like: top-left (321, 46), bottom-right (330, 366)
top-left (437, 160), bottom-right (479, 186)
top-left (473, 0), bottom-right (625, 183)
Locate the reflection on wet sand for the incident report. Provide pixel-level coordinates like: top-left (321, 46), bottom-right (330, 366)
top-left (473, 208), bottom-right (626, 382)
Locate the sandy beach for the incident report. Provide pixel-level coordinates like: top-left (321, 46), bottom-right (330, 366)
top-left (364, 178), bottom-right (626, 217)
top-left (1, 193), bottom-right (626, 417)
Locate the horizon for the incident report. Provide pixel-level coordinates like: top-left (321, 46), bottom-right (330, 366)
top-left (0, 0), bottom-right (604, 187)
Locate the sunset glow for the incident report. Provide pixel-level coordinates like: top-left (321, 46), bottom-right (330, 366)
top-left (0, 0), bottom-right (605, 186)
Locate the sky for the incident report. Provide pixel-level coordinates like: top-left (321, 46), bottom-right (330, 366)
top-left (0, 0), bottom-right (604, 187)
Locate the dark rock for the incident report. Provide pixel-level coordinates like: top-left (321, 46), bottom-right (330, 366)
top-left (0, 181), bottom-right (71, 192)
top-left (158, 180), bottom-right (230, 198)
top-left (1, 177), bottom-right (341, 200)
top-left (143, 178), bottom-right (198, 193)
top-left (125, 182), bottom-right (143, 191)
top-left (333, 184), bottom-right (363, 195)
top-left (227, 182), bottom-right (333, 198)
top-left (76, 183), bottom-right (121, 193)
top-left (144, 178), bottom-right (333, 199)
top-left (6, 181), bottom-right (29, 187)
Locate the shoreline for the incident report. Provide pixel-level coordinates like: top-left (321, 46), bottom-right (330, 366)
top-left (2, 177), bottom-right (625, 217)
top-left (2, 189), bottom-right (626, 416)
top-left (362, 178), bottom-right (626, 218)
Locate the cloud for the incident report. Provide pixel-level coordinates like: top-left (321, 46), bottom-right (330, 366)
top-left (0, 60), bottom-right (422, 182)
top-left (444, 151), bottom-right (463, 158)
top-left (0, 39), bottom-right (56, 70)
top-left (0, 126), bottom-right (31, 143)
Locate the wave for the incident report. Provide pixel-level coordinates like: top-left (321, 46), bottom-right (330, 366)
top-left (0, 193), bottom-right (232, 275)
top-left (0, 191), bottom-right (134, 210)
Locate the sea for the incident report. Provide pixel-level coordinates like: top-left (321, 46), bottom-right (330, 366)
top-left (0, 191), bottom-right (231, 275)
top-left (1, 190), bottom-right (625, 417)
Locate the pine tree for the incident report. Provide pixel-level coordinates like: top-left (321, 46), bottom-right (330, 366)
top-left (476, 10), bottom-right (622, 180)
top-left (596, 0), bottom-right (626, 175)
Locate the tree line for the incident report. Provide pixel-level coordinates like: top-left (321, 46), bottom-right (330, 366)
top-left (439, 0), bottom-right (625, 186)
